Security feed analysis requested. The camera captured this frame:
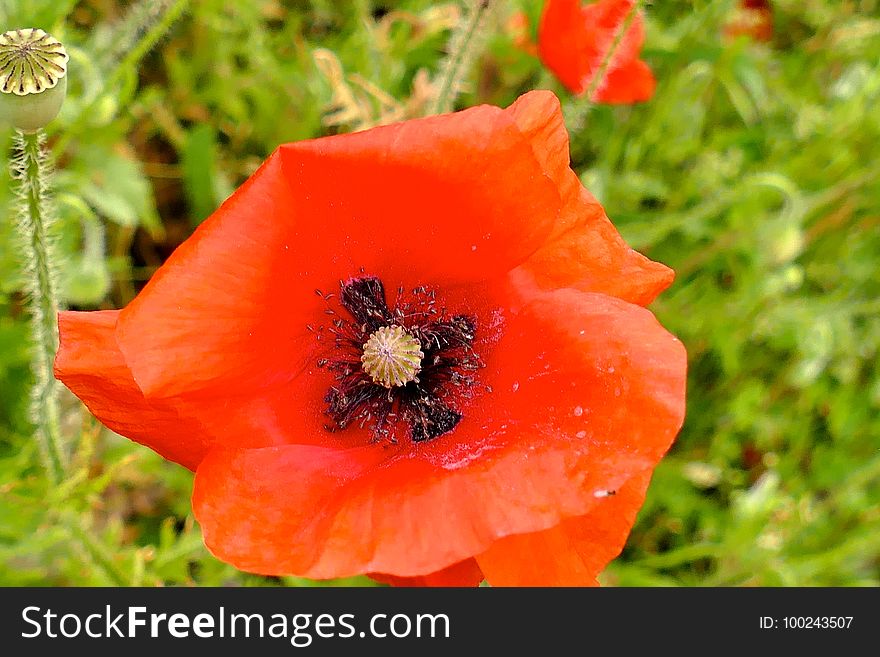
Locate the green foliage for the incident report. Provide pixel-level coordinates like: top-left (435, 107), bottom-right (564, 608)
top-left (0, 0), bottom-right (877, 586)
top-left (588, 0), bottom-right (880, 586)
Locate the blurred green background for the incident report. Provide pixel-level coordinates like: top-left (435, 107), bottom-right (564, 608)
top-left (0, 0), bottom-right (878, 586)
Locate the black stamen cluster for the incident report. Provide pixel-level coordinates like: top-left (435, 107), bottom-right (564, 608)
top-left (315, 276), bottom-right (482, 443)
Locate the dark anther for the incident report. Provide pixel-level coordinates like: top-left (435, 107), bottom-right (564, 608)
top-left (402, 389), bottom-right (463, 443)
top-left (339, 276), bottom-right (394, 333)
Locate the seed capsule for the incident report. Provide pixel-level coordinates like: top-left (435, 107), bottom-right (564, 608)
top-left (0, 28), bottom-right (69, 132)
top-left (361, 325), bottom-right (424, 388)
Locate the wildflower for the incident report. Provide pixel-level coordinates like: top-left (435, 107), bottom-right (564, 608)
top-left (55, 90), bottom-right (685, 585)
top-left (538, 0), bottom-right (655, 103)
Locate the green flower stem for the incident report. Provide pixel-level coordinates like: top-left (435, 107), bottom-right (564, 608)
top-left (12, 129), bottom-right (66, 483)
top-left (429, 0), bottom-right (494, 116)
top-left (565, 0), bottom-right (645, 130)
top-left (50, 0), bottom-right (190, 157)
top-left (584, 0), bottom-right (645, 101)
top-left (108, 0), bottom-right (190, 91)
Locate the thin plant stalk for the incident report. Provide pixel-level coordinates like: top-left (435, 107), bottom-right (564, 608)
top-left (11, 130), bottom-right (66, 483)
top-left (429, 0), bottom-right (494, 116)
top-left (565, 0), bottom-right (645, 129)
top-left (585, 0), bottom-right (645, 101)
top-left (51, 0), bottom-right (190, 157)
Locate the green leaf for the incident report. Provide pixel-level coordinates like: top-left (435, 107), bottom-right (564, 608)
top-left (181, 124), bottom-right (233, 226)
top-left (75, 145), bottom-right (163, 238)
top-left (63, 256), bottom-right (111, 306)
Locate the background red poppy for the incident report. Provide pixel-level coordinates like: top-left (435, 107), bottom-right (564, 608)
top-left (538, 0), bottom-right (656, 102)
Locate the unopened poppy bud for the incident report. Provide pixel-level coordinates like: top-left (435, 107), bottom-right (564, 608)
top-left (0, 28), bottom-right (69, 132)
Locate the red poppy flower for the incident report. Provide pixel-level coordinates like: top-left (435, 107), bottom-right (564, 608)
top-left (538, 0), bottom-right (656, 103)
top-left (54, 90), bottom-right (685, 586)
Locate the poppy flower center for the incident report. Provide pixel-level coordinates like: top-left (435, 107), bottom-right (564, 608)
top-left (316, 276), bottom-right (483, 443)
top-left (361, 325), bottom-right (424, 388)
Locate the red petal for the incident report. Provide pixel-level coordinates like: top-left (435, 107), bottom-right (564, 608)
top-left (506, 91), bottom-right (672, 305)
top-left (582, 0), bottom-right (646, 85)
top-left (476, 471), bottom-right (652, 586)
top-left (538, 0), bottom-right (596, 95)
top-left (513, 199), bottom-right (673, 306)
top-left (192, 287), bottom-right (685, 579)
top-left (370, 559), bottom-right (484, 587)
top-left (116, 151), bottom-right (306, 399)
top-left (594, 58), bottom-right (656, 104)
top-left (116, 99), bottom-right (564, 399)
top-left (55, 311), bottom-right (323, 470)
top-left (478, 285), bottom-right (686, 461)
top-left (274, 105), bottom-right (564, 287)
top-left (54, 310), bottom-right (212, 469)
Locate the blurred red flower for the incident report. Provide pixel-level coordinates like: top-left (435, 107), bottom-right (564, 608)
top-left (538, 0), bottom-right (655, 103)
top-left (55, 90), bottom-right (685, 586)
top-left (724, 0), bottom-right (773, 43)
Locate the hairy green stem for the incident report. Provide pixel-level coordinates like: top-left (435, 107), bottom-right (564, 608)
top-left (429, 0), bottom-right (494, 116)
top-left (585, 0), bottom-right (644, 101)
top-left (110, 0), bottom-right (189, 86)
top-left (51, 0), bottom-right (190, 157)
top-left (565, 0), bottom-right (645, 130)
top-left (12, 130), bottom-right (65, 483)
